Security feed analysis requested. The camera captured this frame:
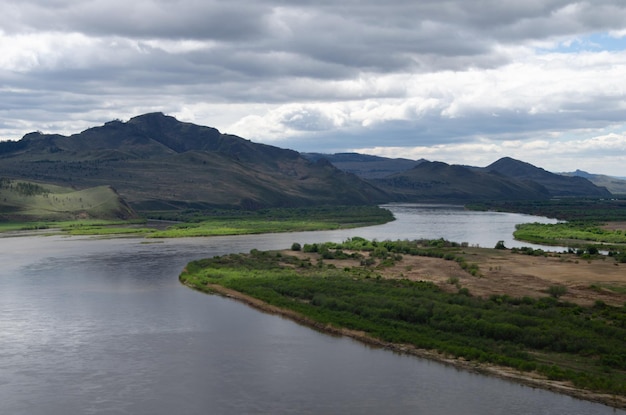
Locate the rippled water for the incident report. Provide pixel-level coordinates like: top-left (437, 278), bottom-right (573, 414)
top-left (0, 205), bottom-right (621, 414)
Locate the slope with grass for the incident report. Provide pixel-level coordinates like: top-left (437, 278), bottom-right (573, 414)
top-left (0, 178), bottom-right (137, 221)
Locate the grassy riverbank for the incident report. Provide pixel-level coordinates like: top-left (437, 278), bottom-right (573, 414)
top-left (0, 206), bottom-right (394, 237)
top-left (469, 198), bottom-right (626, 255)
top-left (180, 239), bottom-right (626, 408)
top-left (514, 222), bottom-right (626, 253)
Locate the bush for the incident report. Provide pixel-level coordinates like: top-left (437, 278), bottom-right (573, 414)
top-left (291, 242), bottom-right (301, 251)
top-left (547, 285), bottom-right (567, 298)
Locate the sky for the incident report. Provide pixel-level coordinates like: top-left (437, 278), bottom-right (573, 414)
top-left (1, 1), bottom-right (626, 176)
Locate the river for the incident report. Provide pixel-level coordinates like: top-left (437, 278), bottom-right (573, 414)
top-left (0, 204), bottom-right (621, 414)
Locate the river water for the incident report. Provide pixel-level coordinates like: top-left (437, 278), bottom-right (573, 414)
top-left (0, 204), bottom-right (621, 414)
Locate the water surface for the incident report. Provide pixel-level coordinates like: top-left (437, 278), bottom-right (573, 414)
top-left (0, 205), bottom-right (620, 414)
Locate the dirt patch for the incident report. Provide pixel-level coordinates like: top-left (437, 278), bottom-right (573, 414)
top-left (601, 221), bottom-right (626, 231)
top-left (282, 247), bottom-right (626, 307)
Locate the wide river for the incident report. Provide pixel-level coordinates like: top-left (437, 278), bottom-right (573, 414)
top-left (0, 204), bottom-right (622, 415)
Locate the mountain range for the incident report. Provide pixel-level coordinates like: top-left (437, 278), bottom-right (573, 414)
top-left (0, 113), bottom-right (617, 217)
top-left (561, 170), bottom-right (626, 195)
top-left (0, 113), bottom-right (389, 214)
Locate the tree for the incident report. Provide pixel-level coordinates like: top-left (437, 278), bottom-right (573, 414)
top-left (494, 240), bottom-right (506, 250)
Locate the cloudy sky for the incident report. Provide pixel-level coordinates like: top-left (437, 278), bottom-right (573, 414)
top-left (1, 1), bottom-right (626, 175)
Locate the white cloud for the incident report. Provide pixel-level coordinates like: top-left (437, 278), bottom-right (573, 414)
top-left (1, 0), bottom-right (626, 177)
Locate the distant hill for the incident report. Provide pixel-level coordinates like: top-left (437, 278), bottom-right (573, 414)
top-left (372, 161), bottom-right (551, 202)
top-left (484, 157), bottom-right (612, 198)
top-left (0, 113), bottom-right (390, 213)
top-left (302, 152), bottom-right (425, 179)
top-left (0, 178), bottom-right (136, 221)
top-left (561, 170), bottom-right (626, 195)
top-left (309, 153), bottom-right (612, 202)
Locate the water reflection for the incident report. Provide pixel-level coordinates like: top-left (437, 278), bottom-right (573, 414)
top-left (0, 205), bottom-right (620, 415)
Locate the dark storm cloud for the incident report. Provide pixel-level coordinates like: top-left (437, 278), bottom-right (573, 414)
top-left (2, 0), bottom-right (273, 41)
top-left (5, 0), bottom-right (625, 74)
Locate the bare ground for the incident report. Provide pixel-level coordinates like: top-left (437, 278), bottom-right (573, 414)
top-left (285, 247), bottom-right (626, 307)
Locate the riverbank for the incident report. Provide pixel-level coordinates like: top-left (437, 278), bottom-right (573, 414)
top-left (0, 205), bottom-right (394, 238)
top-left (180, 240), bottom-right (626, 409)
top-left (195, 282), bottom-right (625, 409)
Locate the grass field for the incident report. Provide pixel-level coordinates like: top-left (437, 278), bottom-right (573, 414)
top-left (0, 178), bottom-right (135, 221)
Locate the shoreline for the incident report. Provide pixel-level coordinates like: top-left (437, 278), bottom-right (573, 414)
top-left (190, 282), bottom-right (626, 410)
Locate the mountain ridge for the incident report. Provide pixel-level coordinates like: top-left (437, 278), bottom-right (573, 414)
top-left (0, 113), bottom-right (389, 212)
top-left (561, 169), bottom-right (626, 195)
top-left (484, 157), bottom-right (612, 198)
top-left (0, 114), bottom-right (615, 212)
top-left (372, 160), bottom-right (552, 202)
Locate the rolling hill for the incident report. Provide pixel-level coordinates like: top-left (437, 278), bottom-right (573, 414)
top-left (0, 179), bottom-right (137, 221)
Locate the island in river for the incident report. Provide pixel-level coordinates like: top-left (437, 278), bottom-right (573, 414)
top-left (180, 238), bottom-right (626, 409)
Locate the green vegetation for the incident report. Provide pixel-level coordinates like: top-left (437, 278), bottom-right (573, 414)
top-left (470, 198), bottom-right (626, 259)
top-left (147, 206), bottom-right (394, 238)
top-left (0, 205), bottom-right (394, 238)
top-left (0, 219), bottom-right (147, 235)
top-left (468, 198), bottom-right (626, 222)
top-left (0, 178), bottom-right (136, 221)
top-left (181, 240), bottom-right (626, 398)
top-left (514, 222), bottom-right (626, 246)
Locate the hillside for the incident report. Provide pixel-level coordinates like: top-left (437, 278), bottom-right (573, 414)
top-left (484, 157), bottom-right (611, 198)
top-left (306, 153), bottom-right (613, 201)
top-left (562, 170), bottom-right (626, 195)
top-left (0, 115), bottom-right (614, 210)
top-left (0, 113), bottom-right (390, 213)
top-left (0, 178), bottom-right (137, 221)
top-left (372, 161), bottom-right (551, 202)
top-left (302, 152), bottom-right (424, 179)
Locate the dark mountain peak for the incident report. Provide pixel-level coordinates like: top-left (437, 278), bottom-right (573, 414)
top-left (0, 113), bottom-right (390, 209)
top-left (377, 159), bottom-right (550, 202)
top-left (571, 169), bottom-right (592, 178)
top-left (413, 161), bottom-right (469, 177)
top-left (485, 157), bottom-right (611, 197)
top-left (486, 157), bottom-right (549, 178)
top-left (23, 131), bottom-right (44, 139)
top-left (128, 111), bottom-right (170, 123)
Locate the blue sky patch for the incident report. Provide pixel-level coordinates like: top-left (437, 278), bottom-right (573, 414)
top-left (548, 32), bottom-right (626, 53)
